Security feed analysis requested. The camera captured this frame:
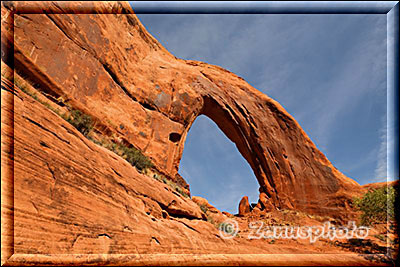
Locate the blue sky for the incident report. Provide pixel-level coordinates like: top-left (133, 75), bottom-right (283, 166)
top-left (134, 12), bottom-right (389, 213)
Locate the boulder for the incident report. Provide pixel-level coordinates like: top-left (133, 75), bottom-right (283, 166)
top-left (238, 196), bottom-right (251, 216)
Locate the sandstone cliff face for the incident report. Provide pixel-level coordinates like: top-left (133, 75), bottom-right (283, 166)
top-left (2, 62), bottom-right (369, 264)
top-left (1, 2), bottom-right (367, 260)
top-left (3, 1), bottom-right (362, 218)
top-left (4, 67), bottom-right (283, 258)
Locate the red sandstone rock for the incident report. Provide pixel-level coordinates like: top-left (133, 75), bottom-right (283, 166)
top-left (192, 196), bottom-right (227, 223)
top-left (362, 180), bottom-right (399, 191)
top-left (258, 191), bottom-right (275, 212)
top-left (222, 211), bottom-right (233, 217)
top-left (1, 1), bottom-right (386, 265)
top-left (2, 1), bottom-right (365, 219)
top-left (238, 196), bottom-right (251, 216)
top-left (192, 196), bottom-right (219, 214)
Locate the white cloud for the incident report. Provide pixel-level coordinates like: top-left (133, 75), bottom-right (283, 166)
top-left (374, 115), bottom-right (387, 181)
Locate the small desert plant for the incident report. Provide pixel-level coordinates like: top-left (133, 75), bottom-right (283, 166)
top-left (92, 137), bottom-right (154, 172)
top-left (14, 77), bottom-right (27, 91)
top-left (199, 204), bottom-right (208, 214)
top-left (15, 77), bottom-right (65, 116)
top-left (119, 145), bottom-right (153, 171)
top-left (156, 173), bottom-right (189, 198)
top-left (152, 173), bottom-right (162, 181)
top-left (105, 142), bottom-right (153, 171)
top-left (207, 216), bottom-right (216, 226)
top-left (353, 185), bottom-right (397, 226)
top-left (15, 77), bottom-right (39, 101)
top-left (65, 109), bottom-right (94, 137)
top-left (174, 185), bottom-right (189, 198)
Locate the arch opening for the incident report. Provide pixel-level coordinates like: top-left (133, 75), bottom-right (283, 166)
top-left (178, 113), bottom-right (260, 214)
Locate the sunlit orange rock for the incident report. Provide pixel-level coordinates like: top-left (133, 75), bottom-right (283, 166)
top-left (4, 0), bottom-right (364, 217)
top-left (238, 196), bottom-right (251, 216)
top-left (1, 1), bottom-right (375, 264)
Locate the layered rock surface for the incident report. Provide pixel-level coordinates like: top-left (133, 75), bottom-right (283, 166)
top-left (3, 65), bottom-right (374, 264)
top-left (1, 1), bottom-right (373, 264)
top-left (3, 1), bottom-right (363, 217)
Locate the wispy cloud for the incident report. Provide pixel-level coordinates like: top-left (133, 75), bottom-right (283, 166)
top-left (374, 115), bottom-right (387, 181)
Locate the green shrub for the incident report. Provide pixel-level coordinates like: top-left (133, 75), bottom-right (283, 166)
top-left (65, 109), bottom-right (93, 137)
top-left (175, 186), bottom-right (189, 198)
top-left (154, 173), bottom-right (189, 198)
top-left (15, 77), bottom-right (65, 117)
top-left (353, 185), bottom-right (397, 226)
top-left (90, 137), bottom-right (153, 172)
top-left (117, 144), bottom-right (153, 171)
top-left (199, 204), bottom-right (208, 214)
top-left (207, 216), bottom-right (215, 225)
top-left (15, 77), bottom-right (39, 101)
top-left (153, 173), bottom-right (161, 181)
top-left (14, 77), bottom-right (27, 91)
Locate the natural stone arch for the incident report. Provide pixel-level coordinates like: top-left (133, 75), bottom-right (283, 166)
top-left (179, 95), bottom-right (266, 194)
top-left (169, 66), bottom-right (361, 216)
top-left (175, 92), bottom-right (290, 212)
top-left (7, 5), bottom-right (362, 218)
